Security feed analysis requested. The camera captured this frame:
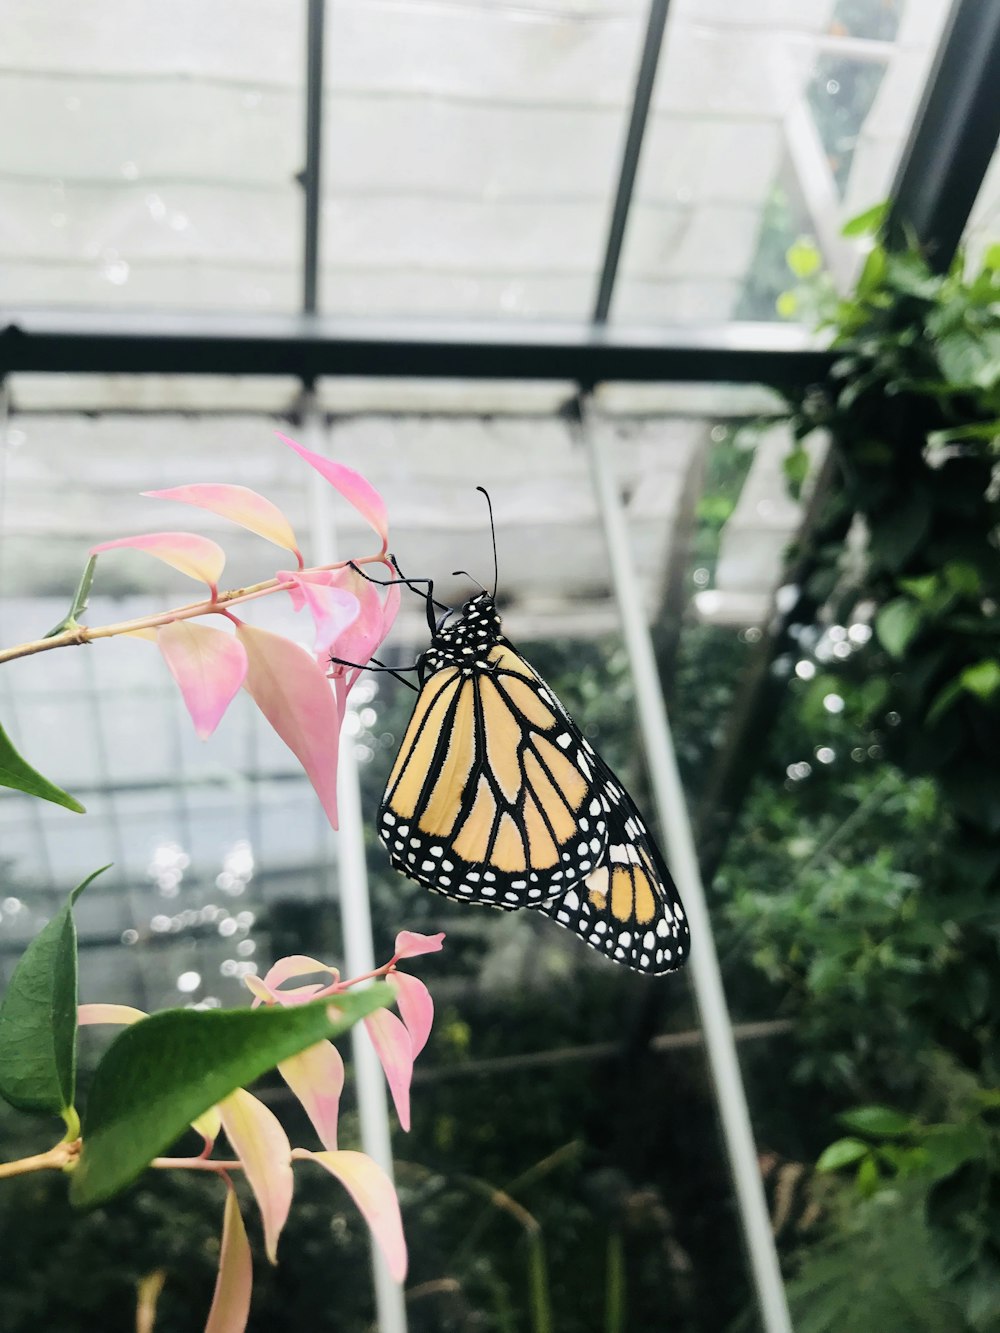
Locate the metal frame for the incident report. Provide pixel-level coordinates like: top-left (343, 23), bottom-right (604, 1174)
top-left (0, 310), bottom-right (834, 385)
top-left (887, 0), bottom-right (1000, 269)
top-left (301, 0), bottom-right (327, 314)
top-left (592, 0), bottom-right (671, 324)
top-left (587, 412), bottom-right (793, 1333)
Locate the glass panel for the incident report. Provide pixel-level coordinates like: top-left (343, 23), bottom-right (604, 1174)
top-left (320, 0), bottom-right (646, 320)
top-left (614, 0), bottom-right (953, 325)
top-left (0, 1), bottom-right (305, 312)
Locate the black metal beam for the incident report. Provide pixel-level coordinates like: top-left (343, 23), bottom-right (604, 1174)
top-left (593, 0), bottom-right (671, 323)
top-left (301, 0), bottom-right (326, 314)
top-left (0, 310), bottom-right (833, 386)
top-left (887, 0), bottom-right (1000, 269)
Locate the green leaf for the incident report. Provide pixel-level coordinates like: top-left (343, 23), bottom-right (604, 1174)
top-left (816, 1137), bottom-right (869, 1172)
top-left (787, 238), bottom-right (822, 279)
top-left (776, 291), bottom-right (799, 319)
top-left (938, 329), bottom-right (1000, 389)
top-left (927, 420), bottom-right (1000, 446)
top-left (876, 599), bottom-right (922, 659)
top-left (943, 562), bottom-right (982, 598)
top-left (839, 1105), bottom-right (916, 1138)
top-left (0, 722), bottom-right (85, 812)
top-left (783, 446), bottom-right (810, 496)
top-left (0, 868), bottom-right (106, 1117)
top-left (71, 982), bottom-right (393, 1208)
top-left (44, 556), bottom-right (97, 638)
top-left (867, 490), bottom-right (931, 572)
top-left (855, 245), bottom-right (887, 297)
top-left (842, 202), bottom-right (888, 238)
top-left (856, 1155), bottom-right (880, 1196)
top-left (923, 1124), bottom-right (989, 1180)
top-left (960, 660), bottom-right (1000, 701)
top-left (926, 678), bottom-right (964, 726)
top-left (898, 574), bottom-right (941, 604)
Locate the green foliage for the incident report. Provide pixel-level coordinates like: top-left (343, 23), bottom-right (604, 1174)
top-left (739, 216), bottom-right (1000, 1327)
top-left (0, 870), bottom-right (104, 1118)
top-left (801, 1074), bottom-right (1000, 1331)
top-left (72, 984), bottom-right (392, 1207)
top-left (0, 721), bottom-right (85, 812)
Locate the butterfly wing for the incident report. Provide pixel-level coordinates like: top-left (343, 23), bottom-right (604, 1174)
top-left (378, 641), bottom-right (610, 909)
top-left (537, 752), bottom-right (690, 976)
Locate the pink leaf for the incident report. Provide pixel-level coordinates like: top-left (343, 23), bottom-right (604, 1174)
top-left (262, 955), bottom-right (339, 991)
top-left (204, 1183), bottom-right (253, 1333)
top-left (90, 532), bottom-right (225, 592)
top-left (326, 567), bottom-right (401, 704)
top-left (364, 1008), bottom-right (413, 1132)
top-left (294, 1149), bottom-right (407, 1283)
top-left (77, 1003), bottom-right (147, 1026)
top-left (237, 624), bottom-right (342, 829)
top-left (276, 432), bottom-right (388, 552)
top-left (219, 1089), bottom-right (293, 1265)
top-left (142, 484), bottom-right (302, 562)
top-left (387, 972), bottom-right (434, 1059)
top-left (276, 572), bottom-right (360, 661)
top-left (279, 1041), bottom-right (345, 1151)
top-left (393, 930), bottom-right (446, 961)
top-left (245, 976), bottom-right (324, 1009)
top-left (157, 621), bottom-right (248, 739)
top-left (192, 1105), bottom-right (223, 1151)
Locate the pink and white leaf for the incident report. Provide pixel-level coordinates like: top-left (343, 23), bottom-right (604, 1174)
top-left (237, 623), bottom-right (342, 829)
top-left (191, 1105), bottom-right (223, 1151)
top-left (293, 1149), bottom-right (407, 1283)
top-left (276, 432), bottom-right (388, 552)
top-left (157, 621), bottom-right (248, 739)
top-left (392, 930), bottom-right (446, 961)
top-left (364, 1008), bottom-right (413, 1132)
top-left (218, 1088), bottom-right (293, 1264)
top-left (278, 1040), bottom-right (345, 1152)
top-left (276, 572), bottom-right (360, 661)
top-left (90, 532), bottom-right (225, 593)
top-left (204, 1183), bottom-right (253, 1333)
top-left (262, 955), bottom-right (339, 992)
top-left (78, 1003), bottom-right (147, 1026)
top-left (387, 972), bottom-right (434, 1060)
top-left (142, 484), bottom-right (302, 563)
top-left (246, 975), bottom-right (324, 1010)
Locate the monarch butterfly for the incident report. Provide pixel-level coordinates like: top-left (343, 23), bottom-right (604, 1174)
top-left (376, 545), bottom-right (690, 976)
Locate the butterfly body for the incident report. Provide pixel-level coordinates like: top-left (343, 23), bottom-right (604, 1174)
top-left (379, 591), bottom-right (689, 976)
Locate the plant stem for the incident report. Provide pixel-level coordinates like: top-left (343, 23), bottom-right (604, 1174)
top-left (151, 1156), bottom-right (243, 1172)
top-left (0, 551), bottom-right (388, 666)
top-left (0, 1138), bottom-right (80, 1178)
top-left (605, 1231), bottom-right (625, 1333)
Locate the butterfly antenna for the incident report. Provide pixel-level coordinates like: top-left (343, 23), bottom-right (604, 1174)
top-left (451, 569), bottom-right (487, 594)
top-left (477, 485), bottom-right (498, 598)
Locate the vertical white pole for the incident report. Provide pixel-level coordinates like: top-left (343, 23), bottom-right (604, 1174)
top-left (303, 404), bottom-right (409, 1333)
top-left (585, 415), bottom-right (793, 1333)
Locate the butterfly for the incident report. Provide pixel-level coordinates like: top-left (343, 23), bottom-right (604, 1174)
top-left (377, 588), bottom-right (690, 976)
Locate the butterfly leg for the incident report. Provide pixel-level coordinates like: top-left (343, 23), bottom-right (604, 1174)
top-left (349, 558), bottom-right (446, 634)
top-left (327, 654), bottom-right (420, 693)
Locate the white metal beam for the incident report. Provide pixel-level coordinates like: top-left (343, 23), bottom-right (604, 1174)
top-left (585, 407), bottom-right (793, 1333)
